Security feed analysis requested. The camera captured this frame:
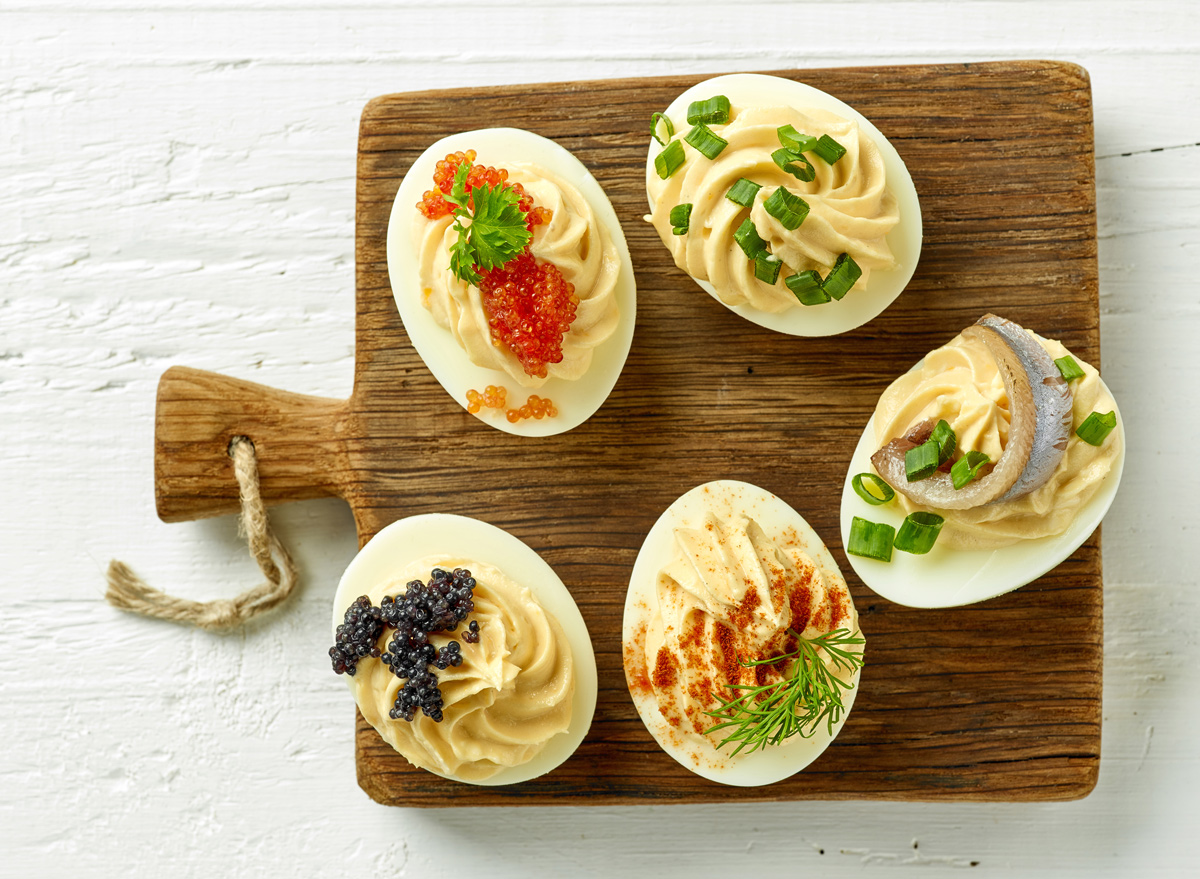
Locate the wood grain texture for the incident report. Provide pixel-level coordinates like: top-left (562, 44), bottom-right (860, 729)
top-left (154, 60), bottom-right (1102, 805)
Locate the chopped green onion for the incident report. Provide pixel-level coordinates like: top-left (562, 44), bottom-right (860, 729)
top-left (930, 419), bottom-right (957, 465)
top-left (754, 254), bottom-right (782, 284)
top-left (905, 439), bottom-right (941, 482)
top-left (734, 218), bottom-right (768, 259)
top-left (1076, 411), bottom-right (1117, 446)
top-left (685, 123), bottom-right (728, 160)
top-left (951, 451), bottom-right (991, 489)
top-left (777, 124), bottom-right (817, 153)
top-left (894, 512), bottom-right (945, 555)
top-left (650, 112), bottom-right (674, 146)
top-left (654, 140), bottom-right (686, 179)
top-left (821, 253), bottom-right (862, 301)
top-left (785, 270), bottom-right (829, 305)
top-left (669, 203), bottom-right (692, 236)
top-left (812, 134), bottom-right (847, 164)
top-left (771, 148), bottom-right (816, 183)
top-left (848, 517), bottom-right (894, 562)
top-left (687, 95), bottom-right (731, 126)
top-left (725, 178), bottom-right (762, 207)
top-left (762, 187), bottom-right (810, 231)
top-left (852, 473), bottom-right (895, 506)
top-left (1055, 355), bottom-right (1086, 382)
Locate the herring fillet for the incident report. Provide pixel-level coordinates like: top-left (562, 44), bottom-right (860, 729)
top-left (870, 315), bottom-right (1073, 511)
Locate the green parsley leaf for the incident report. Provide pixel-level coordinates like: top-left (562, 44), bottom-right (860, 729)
top-left (448, 221), bottom-right (480, 286)
top-left (444, 162), bottom-right (471, 210)
top-left (466, 183), bottom-right (532, 272)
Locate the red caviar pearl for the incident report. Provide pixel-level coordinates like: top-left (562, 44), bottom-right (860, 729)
top-left (478, 252), bottom-right (578, 378)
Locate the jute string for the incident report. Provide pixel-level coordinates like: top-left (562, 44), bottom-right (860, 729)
top-left (105, 436), bottom-right (299, 631)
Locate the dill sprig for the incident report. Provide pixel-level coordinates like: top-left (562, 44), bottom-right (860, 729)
top-left (702, 627), bottom-right (865, 756)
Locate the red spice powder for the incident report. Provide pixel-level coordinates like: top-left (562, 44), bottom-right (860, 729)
top-left (653, 647), bottom-right (679, 690)
top-left (623, 620), bottom-right (652, 695)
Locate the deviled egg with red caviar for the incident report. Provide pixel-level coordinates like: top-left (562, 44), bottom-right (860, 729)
top-left (645, 73), bottom-right (921, 336)
top-left (330, 514), bottom-right (598, 785)
top-left (388, 128), bottom-right (636, 436)
top-left (839, 314), bottom-right (1125, 608)
top-left (623, 480), bottom-right (863, 786)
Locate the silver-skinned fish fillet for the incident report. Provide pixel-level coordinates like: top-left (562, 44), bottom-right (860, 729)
top-left (870, 314), bottom-right (1073, 511)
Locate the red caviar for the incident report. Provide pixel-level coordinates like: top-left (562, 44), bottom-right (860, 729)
top-left (506, 394), bottom-right (557, 423)
top-left (479, 253), bottom-right (578, 378)
top-left (417, 150), bottom-right (551, 231)
top-left (466, 385), bottom-right (507, 414)
top-left (419, 149), bottom-right (574, 379)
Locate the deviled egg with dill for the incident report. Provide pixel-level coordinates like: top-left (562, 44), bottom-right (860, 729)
top-left (622, 480), bottom-right (864, 786)
top-left (645, 73), bottom-right (921, 336)
top-left (840, 314), bottom-right (1125, 608)
top-left (388, 129), bottom-right (636, 436)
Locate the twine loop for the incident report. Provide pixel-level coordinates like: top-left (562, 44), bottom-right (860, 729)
top-left (105, 436), bottom-right (298, 631)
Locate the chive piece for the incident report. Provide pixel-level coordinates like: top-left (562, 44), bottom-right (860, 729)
top-left (777, 124), bottom-right (817, 153)
top-left (771, 148), bottom-right (815, 183)
top-left (725, 178), bottom-right (762, 207)
top-left (1055, 355), bottom-right (1086, 382)
top-left (822, 253), bottom-right (863, 301)
top-left (812, 134), bottom-right (847, 164)
top-left (754, 255), bottom-right (782, 285)
top-left (785, 270), bottom-right (829, 305)
top-left (1076, 411), bottom-right (1117, 446)
top-left (685, 123), bottom-right (728, 160)
top-left (930, 419), bottom-right (957, 465)
top-left (734, 218), bottom-right (768, 259)
top-left (848, 516), bottom-right (895, 562)
top-left (654, 140), bottom-right (686, 179)
top-left (905, 439), bottom-right (941, 482)
top-left (650, 112), bottom-right (675, 146)
top-left (852, 473), bottom-right (895, 506)
top-left (951, 451), bottom-right (991, 489)
top-left (669, 203), bottom-right (692, 235)
top-left (686, 95), bottom-right (731, 126)
top-left (894, 512), bottom-right (945, 555)
top-left (762, 188), bottom-right (810, 231)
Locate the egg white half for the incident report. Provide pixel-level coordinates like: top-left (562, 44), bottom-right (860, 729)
top-left (622, 479), bottom-right (862, 786)
top-left (387, 128), bottom-right (637, 436)
top-left (839, 375), bottom-right (1126, 609)
top-left (332, 513), bottom-right (598, 786)
top-left (645, 73), bottom-right (922, 336)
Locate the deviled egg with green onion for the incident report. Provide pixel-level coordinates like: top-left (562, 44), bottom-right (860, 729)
top-left (645, 73), bottom-right (921, 336)
top-left (839, 314), bottom-right (1125, 608)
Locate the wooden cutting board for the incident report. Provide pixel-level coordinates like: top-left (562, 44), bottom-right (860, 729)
top-left (154, 60), bottom-right (1102, 806)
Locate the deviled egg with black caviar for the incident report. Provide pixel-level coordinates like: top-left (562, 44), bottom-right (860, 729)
top-left (330, 514), bottom-right (597, 785)
top-left (840, 314), bottom-right (1125, 608)
top-left (645, 73), bottom-right (921, 336)
top-left (622, 480), bottom-right (864, 786)
top-left (387, 129), bottom-right (636, 437)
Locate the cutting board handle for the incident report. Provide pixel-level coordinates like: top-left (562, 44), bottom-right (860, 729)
top-left (154, 366), bottom-right (353, 523)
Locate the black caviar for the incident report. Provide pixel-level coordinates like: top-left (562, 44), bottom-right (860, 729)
top-left (329, 567), bottom-right (478, 724)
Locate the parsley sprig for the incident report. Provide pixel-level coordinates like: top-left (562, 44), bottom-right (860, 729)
top-left (702, 627), bottom-right (865, 756)
top-left (443, 161), bottom-right (532, 285)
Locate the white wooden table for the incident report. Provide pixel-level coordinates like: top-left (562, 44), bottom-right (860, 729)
top-left (3, 2), bottom-right (1196, 875)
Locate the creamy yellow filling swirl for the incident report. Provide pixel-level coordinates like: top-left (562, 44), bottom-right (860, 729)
top-left (415, 163), bottom-right (620, 388)
top-left (647, 105), bottom-right (898, 313)
top-left (873, 332), bottom-right (1122, 549)
top-left (349, 556), bottom-right (574, 782)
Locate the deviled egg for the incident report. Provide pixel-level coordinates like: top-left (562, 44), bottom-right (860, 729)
top-left (623, 480), bottom-right (864, 786)
top-left (645, 73), bottom-right (921, 336)
top-left (839, 314), bottom-right (1125, 608)
top-left (387, 128), bottom-right (636, 436)
top-left (330, 514), bottom-right (598, 785)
